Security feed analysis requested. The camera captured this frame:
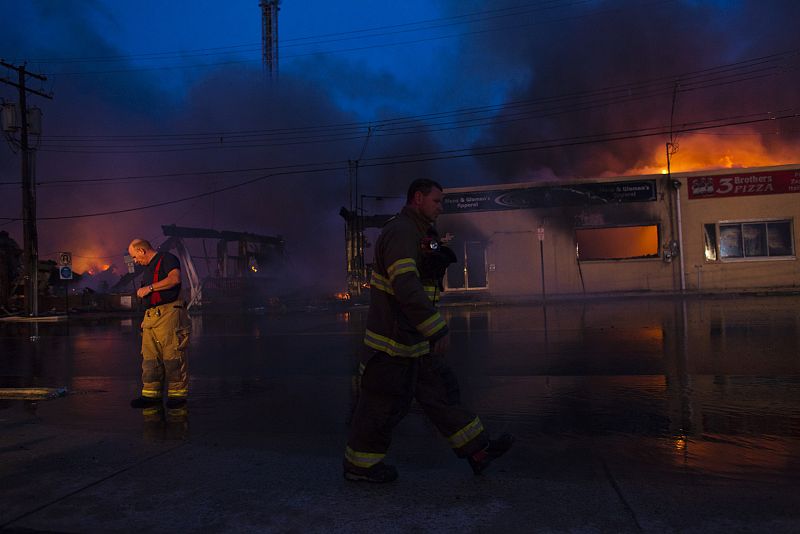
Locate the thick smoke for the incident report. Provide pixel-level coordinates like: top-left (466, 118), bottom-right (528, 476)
top-left (3, 1), bottom-right (799, 298)
top-left (442, 0), bottom-right (800, 181)
top-left (0, 2), bottom-right (455, 295)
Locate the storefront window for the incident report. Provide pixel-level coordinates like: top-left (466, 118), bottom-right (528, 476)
top-left (716, 220), bottom-right (794, 260)
top-left (742, 223), bottom-right (767, 257)
top-left (767, 221), bottom-right (793, 256)
top-left (445, 240), bottom-right (487, 289)
top-left (719, 225), bottom-right (743, 258)
top-left (575, 225), bottom-right (659, 260)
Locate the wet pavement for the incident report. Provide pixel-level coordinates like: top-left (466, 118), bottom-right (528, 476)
top-left (1, 295), bottom-right (799, 532)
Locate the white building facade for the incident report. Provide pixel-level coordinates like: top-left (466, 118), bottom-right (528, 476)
top-left (439, 164), bottom-right (800, 298)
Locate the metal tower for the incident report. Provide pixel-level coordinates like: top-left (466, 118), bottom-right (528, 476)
top-left (260, 0), bottom-right (280, 80)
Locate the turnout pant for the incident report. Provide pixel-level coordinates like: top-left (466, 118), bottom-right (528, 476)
top-left (345, 351), bottom-right (487, 470)
top-left (140, 301), bottom-right (190, 400)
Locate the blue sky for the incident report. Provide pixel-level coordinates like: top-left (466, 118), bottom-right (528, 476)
top-left (1, 0), bottom-right (798, 286)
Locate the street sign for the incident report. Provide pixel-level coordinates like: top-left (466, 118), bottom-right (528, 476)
top-left (537, 227), bottom-right (545, 241)
top-left (124, 254), bottom-right (135, 274)
top-left (59, 266), bottom-right (73, 280)
top-left (58, 251), bottom-right (72, 266)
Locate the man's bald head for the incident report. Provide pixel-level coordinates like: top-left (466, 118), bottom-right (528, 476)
top-left (128, 239), bottom-right (155, 265)
top-left (128, 239), bottom-right (153, 252)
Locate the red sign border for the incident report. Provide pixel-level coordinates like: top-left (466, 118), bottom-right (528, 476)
top-left (687, 169), bottom-right (800, 200)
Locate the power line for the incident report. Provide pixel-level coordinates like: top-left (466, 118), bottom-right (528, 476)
top-left (21, 0), bottom-right (598, 65)
top-left (25, 160), bottom-right (345, 187)
top-left (22, 49), bottom-right (797, 157)
top-left (1, 108), bottom-right (796, 222)
top-left (0, 164), bottom-right (337, 221)
top-left (359, 109), bottom-right (800, 165)
top-left (39, 251), bottom-right (121, 260)
top-left (25, 47), bottom-right (796, 148)
top-left (4, 2), bottom-right (525, 63)
top-left (25, 0), bottom-right (678, 76)
top-left (0, 64), bottom-right (797, 189)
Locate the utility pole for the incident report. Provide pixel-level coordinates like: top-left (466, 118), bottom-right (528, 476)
top-left (345, 127), bottom-right (375, 296)
top-left (0, 60), bottom-right (52, 317)
top-left (665, 81), bottom-right (685, 292)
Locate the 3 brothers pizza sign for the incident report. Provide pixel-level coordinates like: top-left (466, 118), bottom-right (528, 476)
top-left (688, 169), bottom-right (800, 200)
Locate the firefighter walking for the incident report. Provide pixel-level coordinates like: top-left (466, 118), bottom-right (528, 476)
top-left (344, 179), bottom-right (513, 483)
top-left (128, 239), bottom-right (190, 409)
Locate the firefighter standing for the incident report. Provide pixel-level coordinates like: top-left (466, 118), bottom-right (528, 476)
top-left (128, 239), bottom-right (190, 409)
top-left (343, 179), bottom-right (513, 483)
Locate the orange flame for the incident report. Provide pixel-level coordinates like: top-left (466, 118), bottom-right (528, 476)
top-left (619, 131), bottom-right (798, 176)
top-left (73, 251), bottom-right (114, 275)
top-left (85, 264), bottom-right (111, 276)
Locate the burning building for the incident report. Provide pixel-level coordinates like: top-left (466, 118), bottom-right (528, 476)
top-left (438, 163), bottom-right (800, 298)
top-left (112, 225), bottom-right (287, 310)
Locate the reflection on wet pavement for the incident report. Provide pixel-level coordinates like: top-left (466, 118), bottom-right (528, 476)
top-left (1, 295), bottom-right (799, 483)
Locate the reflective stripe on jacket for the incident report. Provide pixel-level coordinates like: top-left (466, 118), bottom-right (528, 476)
top-left (364, 206), bottom-right (448, 358)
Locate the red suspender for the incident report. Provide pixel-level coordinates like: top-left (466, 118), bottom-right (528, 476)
top-left (150, 256), bottom-right (163, 306)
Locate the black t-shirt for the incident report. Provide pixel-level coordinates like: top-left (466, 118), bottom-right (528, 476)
top-left (140, 251), bottom-right (181, 308)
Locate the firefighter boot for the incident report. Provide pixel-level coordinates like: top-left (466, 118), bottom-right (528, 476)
top-left (343, 461), bottom-right (399, 483)
top-left (468, 433), bottom-right (515, 475)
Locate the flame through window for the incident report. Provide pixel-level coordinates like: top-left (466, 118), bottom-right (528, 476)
top-left (575, 225), bottom-right (660, 261)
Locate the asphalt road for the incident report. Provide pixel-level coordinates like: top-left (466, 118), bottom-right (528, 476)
top-left (1, 295), bottom-right (799, 532)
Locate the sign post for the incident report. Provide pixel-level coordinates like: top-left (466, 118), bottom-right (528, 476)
top-left (124, 254), bottom-right (135, 274)
top-left (537, 226), bottom-right (549, 350)
top-left (537, 227), bottom-right (545, 302)
top-left (58, 252), bottom-right (72, 315)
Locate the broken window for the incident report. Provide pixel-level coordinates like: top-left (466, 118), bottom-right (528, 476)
top-left (703, 224), bottom-right (718, 261)
top-left (575, 225), bottom-right (659, 261)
